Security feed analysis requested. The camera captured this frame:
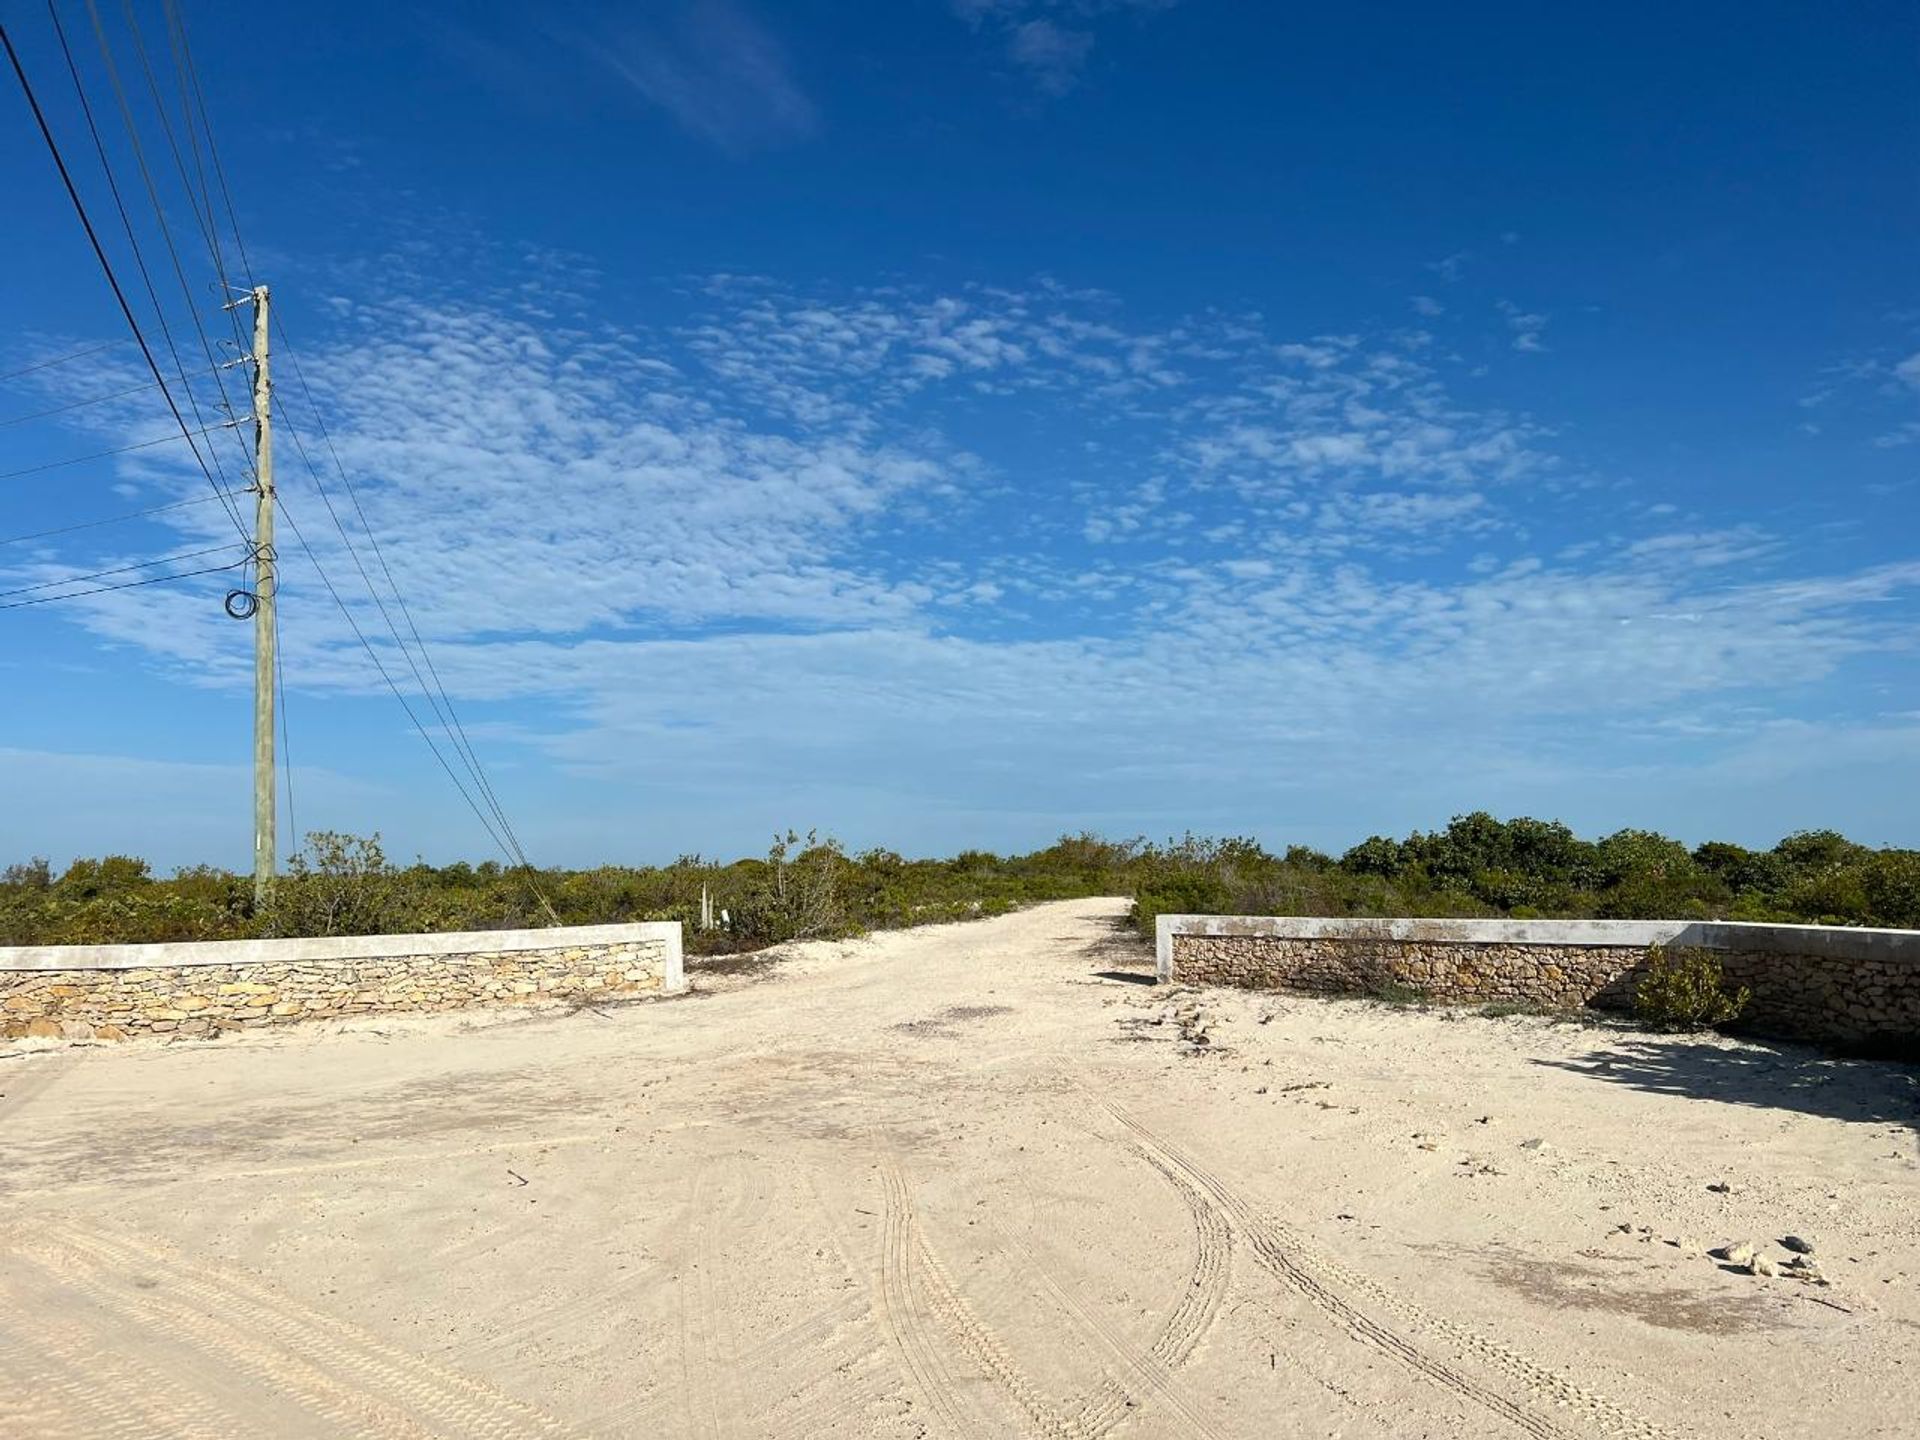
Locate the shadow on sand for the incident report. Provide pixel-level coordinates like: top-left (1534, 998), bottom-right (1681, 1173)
top-left (1080, 912), bottom-right (1156, 984)
top-left (1533, 1037), bottom-right (1919, 1130)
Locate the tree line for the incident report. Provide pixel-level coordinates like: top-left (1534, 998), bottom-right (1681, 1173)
top-left (1, 814), bottom-right (1914, 950)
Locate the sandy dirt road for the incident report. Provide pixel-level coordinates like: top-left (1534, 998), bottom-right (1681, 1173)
top-left (1, 897), bottom-right (1915, 1438)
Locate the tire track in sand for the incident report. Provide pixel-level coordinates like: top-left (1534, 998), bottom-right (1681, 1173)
top-left (31, 1216), bottom-right (571, 1439)
top-left (1101, 1101), bottom-right (1684, 1440)
top-left (12, 1240), bottom-right (445, 1439)
top-left (676, 1157), bottom-right (756, 1439)
top-left (1021, 1136), bottom-right (1233, 1438)
top-left (0, 1256), bottom-right (282, 1440)
top-left (875, 1156), bottom-right (980, 1437)
top-left (990, 1211), bottom-right (1229, 1440)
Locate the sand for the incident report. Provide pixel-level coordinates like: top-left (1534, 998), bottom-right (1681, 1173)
top-left (0, 896), bottom-right (1915, 1438)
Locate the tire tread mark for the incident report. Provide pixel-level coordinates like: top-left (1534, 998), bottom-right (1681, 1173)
top-left (678, 1159), bottom-right (756, 1439)
top-left (0, 1294), bottom-right (240, 1440)
top-left (991, 1218), bottom-right (1229, 1440)
top-left (14, 1242), bottom-right (444, 1439)
top-left (1066, 1142), bottom-right (1233, 1435)
top-left (876, 1158), bottom-right (978, 1437)
top-left (886, 1155), bottom-right (1084, 1440)
top-left (38, 1218), bottom-right (572, 1439)
top-left (1102, 1102), bottom-right (1683, 1440)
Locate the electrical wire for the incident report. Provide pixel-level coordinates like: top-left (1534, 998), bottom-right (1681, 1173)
top-left (0, 377), bottom-right (156, 427)
top-left (0, 549), bottom-right (248, 610)
top-left (275, 431), bottom-right (560, 922)
top-left (0, 339), bottom-right (127, 383)
top-left (2, 13), bottom-right (249, 543)
top-left (159, 0), bottom-right (547, 902)
top-left (116, 0), bottom-right (252, 369)
top-left (0, 493), bottom-right (221, 546)
top-left (160, 0), bottom-right (254, 286)
top-left (274, 385), bottom-right (543, 882)
top-left (0, 418), bottom-right (233, 479)
top-left (19, 2), bottom-right (553, 911)
top-left (76, 0), bottom-right (256, 484)
top-left (0, 539), bottom-right (241, 598)
top-left (272, 493), bottom-right (517, 865)
top-left (275, 594), bottom-right (296, 856)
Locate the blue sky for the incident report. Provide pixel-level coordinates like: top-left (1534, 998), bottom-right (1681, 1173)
top-left (2, 0), bottom-right (1917, 869)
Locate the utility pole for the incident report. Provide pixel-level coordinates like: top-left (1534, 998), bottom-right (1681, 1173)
top-left (248, 284), bottom-right (275, 909)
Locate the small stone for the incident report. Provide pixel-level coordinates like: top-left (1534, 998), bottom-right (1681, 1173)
top-left (1750, 1255), bottom-right (1779, 1278)
top-left (1715, 1241), bottom-right (1757, 1267)
top-left (1780, 1235), bottom-right (1814, 1255)
top-left (1518, 1137), bottom-right (1548, 1151)
top-left (1706, 1182), bottom-right (1731, 1194)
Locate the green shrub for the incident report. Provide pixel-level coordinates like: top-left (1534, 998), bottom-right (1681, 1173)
top-left (267, 832), bottom-right (427, 938)
top-left (1130, 872), bottom-right (1233, 937)
top-left (1633, 946), bottom-right (1751, 1031)
top-left (1368, 979), bottom-right (1429, 1007)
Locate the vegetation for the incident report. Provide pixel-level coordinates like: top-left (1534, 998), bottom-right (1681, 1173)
top-left (1130, 814), bottom-right (1920, 935)
top-left (1, 812), bottom-right (1916, 950)
top-left (1633, 946), bottom-right (1752, 1031)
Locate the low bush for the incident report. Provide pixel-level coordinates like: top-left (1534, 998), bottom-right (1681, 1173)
top-left (4, 811), bottom-right (1916, 951)
top-left (1633, 945), bottom-right (1751, 1031)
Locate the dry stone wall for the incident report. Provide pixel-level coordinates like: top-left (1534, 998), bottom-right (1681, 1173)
top-left (0, 923), bottom-right (683, 1043)
top-left (1160, 916), bottom-right (1920, 1053)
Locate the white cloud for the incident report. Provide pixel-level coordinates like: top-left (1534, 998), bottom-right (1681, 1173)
top-left (1006, 19), bottom-right (1095, 94)
top-left (589, 0), bottom-right (817, 154)
top-left (1497, 299), bottom-right (1549, 353)
top-left (950, 0), bottom-right (1174, 97)
top-left (12, 257), bottom-right (1920, 862)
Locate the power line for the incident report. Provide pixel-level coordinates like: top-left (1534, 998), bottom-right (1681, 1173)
top-left (157, 0), bottom-right (543, 896)
top-left (160, 0), bottom-right (254, 283)
top-left (274, 366), bottom-right (543, 880)
top-left (18, 4), bottom-right (551, 904)
top-left (116, 0), bottom-right (254, 378)
top-left (0, 338), bottom-right (127, 383)
top-left (275, 594), bottom-right (295, 856)
top-left (0, 549), bottom-right (248, 610)
top-left (2, 13), bottom-right (249, 543)
top-left (0, 377), bottom-right (156, 427)
top-left (51, 0), bottom-right (250, 478)
top-left (75, 0), bottom-right (256, 484)
top-left (0, 539), bottom-right (241, 598)
top-left (273, 466), bottom-right (559, 921)
top-left (0, 418), bottom-right (233, 479)
top-left (271, 493), bottom-right (517, 864)
top-left (0, 492), bottom-right (222, 546)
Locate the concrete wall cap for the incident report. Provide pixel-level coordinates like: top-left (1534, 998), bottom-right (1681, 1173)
top-left (0, 921), bottom-right (683, 973)
top-left (1159, 914), bottom-right (1920, 967)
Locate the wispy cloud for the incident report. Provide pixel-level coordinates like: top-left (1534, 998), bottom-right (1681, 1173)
top-left (1497, 299), bottom-right (1549, 353)
top-left (588, 0), bottom-right (817, 154)
top-left (13, 244), bottom-right (1917, 860)
top-left (1006, 19), bottom-right (1095, 95)
top-left (951, 1), bottom-right (1173, 97)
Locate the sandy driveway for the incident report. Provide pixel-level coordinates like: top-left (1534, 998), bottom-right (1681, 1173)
top-left (0, 897), bottom-right (1914, 1438)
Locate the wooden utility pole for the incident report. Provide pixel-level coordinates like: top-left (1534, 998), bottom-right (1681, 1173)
top-left (248, 284), bottom-right (275, 908)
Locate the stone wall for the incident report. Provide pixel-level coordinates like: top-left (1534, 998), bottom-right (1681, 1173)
top-left (0, 922), bottom-right (684, 1043)
top-left (1159, 915), bottom-right (1920, 1054)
